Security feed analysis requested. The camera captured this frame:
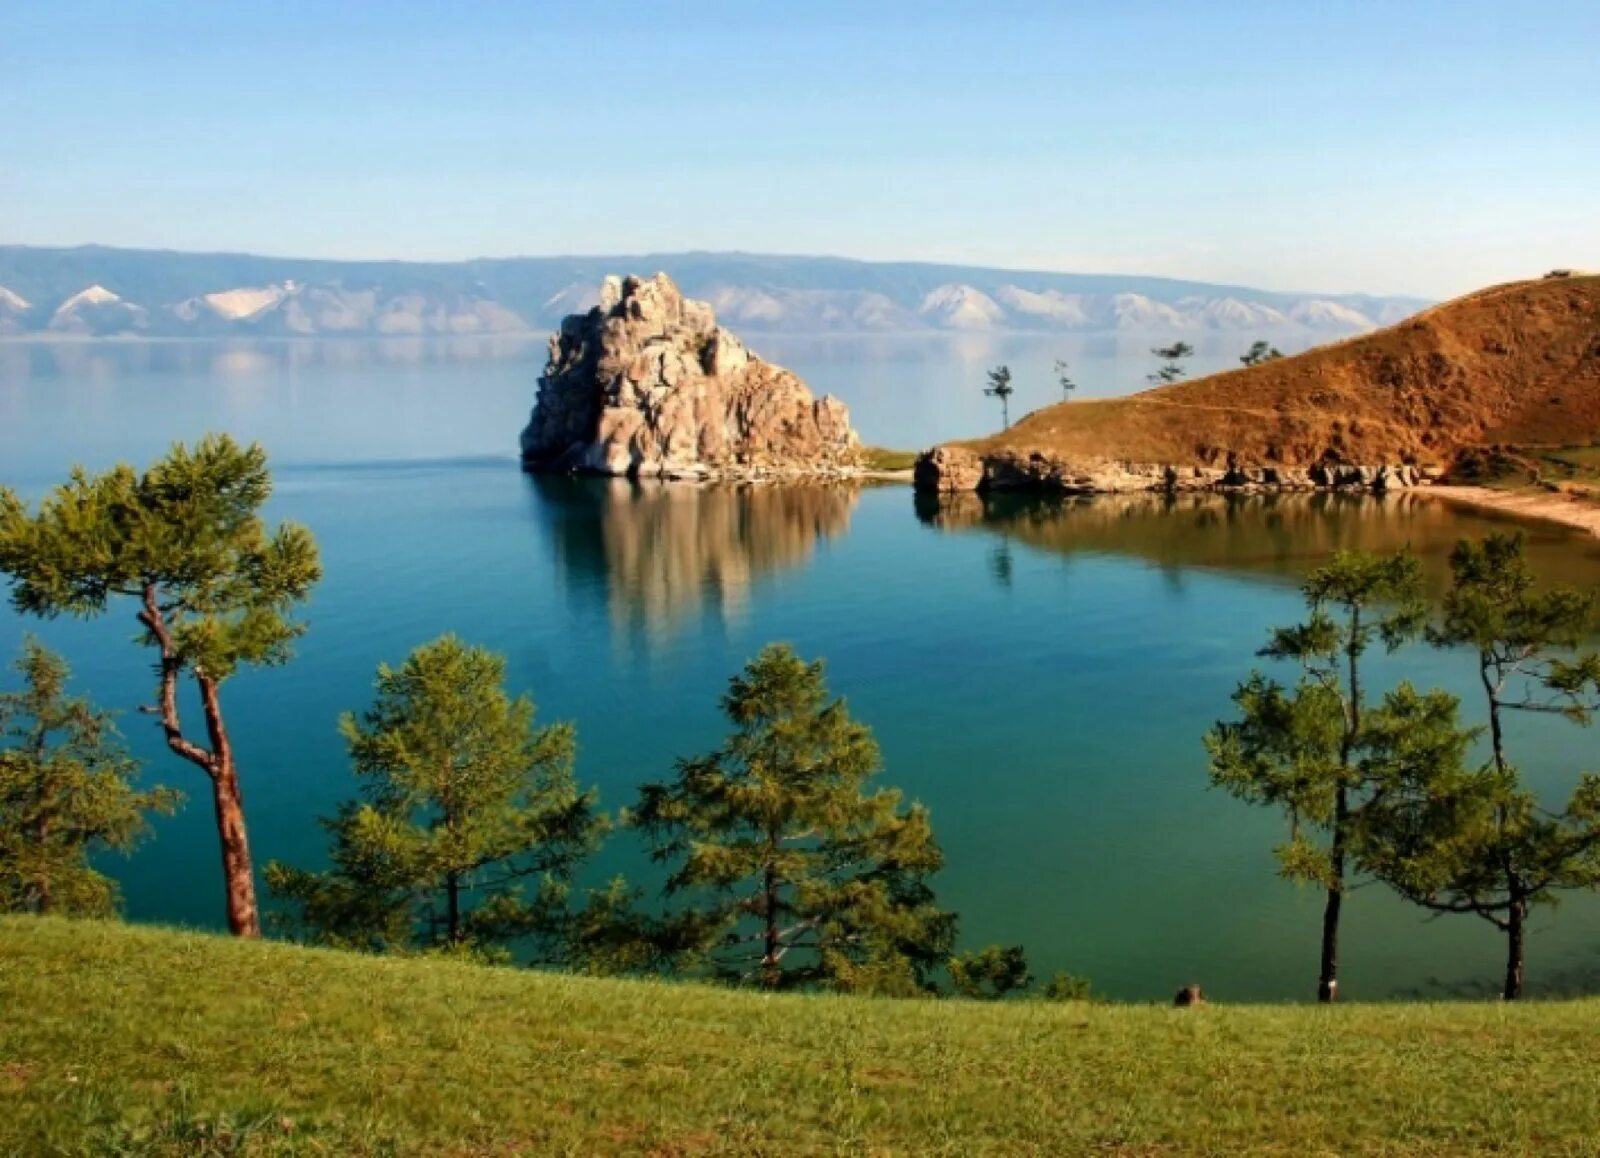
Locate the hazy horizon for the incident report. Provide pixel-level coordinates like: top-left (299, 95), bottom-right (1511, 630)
top-left (0, 240), bottom-right (1441, 303)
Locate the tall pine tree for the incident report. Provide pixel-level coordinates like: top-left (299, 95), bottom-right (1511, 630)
top-left (631, 645), bottom-right (953, 993)
top-left (1206, 550), bottom-right (1427, 1001)
top-left (0, 638), bottom-right (180, 916)
top-left (1360, 534), bottom-right (1600, 999)
top-left (0, 436), bottom-right (320, 936)
top-left (266, 636), bottom-right (606, 960)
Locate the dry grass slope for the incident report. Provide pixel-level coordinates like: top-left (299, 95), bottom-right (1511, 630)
top-left (973, 275), bottom-right (1600, 470)
top-left (5, 918), bottom-right (1600, 1155)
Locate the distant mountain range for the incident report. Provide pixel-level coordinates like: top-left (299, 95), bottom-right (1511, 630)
top-left (0, 245), bottom-right (1430, 338)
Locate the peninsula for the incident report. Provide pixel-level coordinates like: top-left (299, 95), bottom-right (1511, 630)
top-left (915, 273), bottom-right (1600, 516)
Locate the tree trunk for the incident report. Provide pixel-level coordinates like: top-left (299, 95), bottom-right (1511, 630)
top-left (1503, 891), bottom-right (1526, 1000)
top-left (209, 759), bottom-right (260, 937)
top-left (32, 816), bottom-right (51, 915)
top-left (31, 725), bottom-right (51, 914)
top-left (447, 872), bottom-right (462, 945)
top-left (761, 862), bottom-right (780, 988)
top-left (1319, 612), bottom-right (1361, 1005)
top-left (1318, 792), bottom-right (1346, 1003)
top-left (198, 675), bottom-right (258, 937)
top-left (140, 588), bottom-right (261, 937)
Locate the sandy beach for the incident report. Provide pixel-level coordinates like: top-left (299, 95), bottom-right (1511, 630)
top-left (1427, 485), bottom-right (1600, 537)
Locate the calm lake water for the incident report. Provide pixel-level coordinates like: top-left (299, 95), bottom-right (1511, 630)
top-left (4, 336), bottom-right (1600, 1002)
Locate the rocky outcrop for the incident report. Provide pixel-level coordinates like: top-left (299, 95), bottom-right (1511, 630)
top-left (913, 446), bottom-right (1436, 496)
top-left (913, 446), bottom-right (986, 492)
top-left (520, 274), bottom-right (862, 480)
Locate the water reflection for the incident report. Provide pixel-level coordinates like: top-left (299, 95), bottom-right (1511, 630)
top-left (916, 489), bottom-right (1600, 591)
top-left (532, 477), bottom-right (859, 647)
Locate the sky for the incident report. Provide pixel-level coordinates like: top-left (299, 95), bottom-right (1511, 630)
top-left (3, 1), bottom-right (1597, 298)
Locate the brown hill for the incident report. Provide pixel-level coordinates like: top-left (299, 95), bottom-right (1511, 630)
top-left (966, 274), bottom-right (1600, 471)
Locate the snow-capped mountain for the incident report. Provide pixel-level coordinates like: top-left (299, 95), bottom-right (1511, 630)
top-left (168, 280), bottom-right (524, 336)
top-left (991, 286), bottom-right (1094, 327)
top-left (0, 285), bottom-right (31, 334)
top-left (919, 284), bottom-right (1008, 330)
top-left (704, 286), bottom-right (919, 332)
top-left (1177, 296), bottom-right (1294, 330)
top-left (172, 282), bottom-right (296, 324)
top-left (1286, 299), bottom-right (1378, 330)
top-left (0, 246), bottom-right (1429, 338)
top-left (48, 284), bottom-right (148, 334)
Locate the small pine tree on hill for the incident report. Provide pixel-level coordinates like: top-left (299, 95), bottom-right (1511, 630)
top-left (631, 644), bottom-right (954, 993)
top-left (1240, 340), bottom-right (1284, 367)
top-left (1148, 341), bottom-right (1195, 384)
top-left (267, 635), bottom-right (606, 960)
top-left (0, 638), bottom-right (180, 916)
top-left (985, 364), bottom-right (1015, 429)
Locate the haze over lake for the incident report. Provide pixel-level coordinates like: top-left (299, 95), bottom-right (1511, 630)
top-left (4, 335), bottom-right (1599, 1001)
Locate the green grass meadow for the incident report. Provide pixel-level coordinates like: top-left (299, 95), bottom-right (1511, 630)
top-left (3, 917), bottom-right (1599, 1155)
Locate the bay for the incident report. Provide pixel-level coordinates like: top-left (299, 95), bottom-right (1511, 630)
top-left (3, 334), bottom-right (1599, 1001)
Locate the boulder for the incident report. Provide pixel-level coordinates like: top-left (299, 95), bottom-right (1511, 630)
top-left (913, 446), bottom-right (985, 492)
top-left (520, 274), bottom-right (862, 479)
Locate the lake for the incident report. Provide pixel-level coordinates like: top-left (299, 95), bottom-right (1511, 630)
top-left (4, 335), bottom-right (1600, 1002)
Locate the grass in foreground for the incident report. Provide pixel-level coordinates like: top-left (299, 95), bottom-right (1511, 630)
top-left (4, 919), bottom-right (1600, 1155)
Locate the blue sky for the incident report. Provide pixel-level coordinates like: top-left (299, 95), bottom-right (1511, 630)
top-left (3, 1), bottom-right (1596, 297)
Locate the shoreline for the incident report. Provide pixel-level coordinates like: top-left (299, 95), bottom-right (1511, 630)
top-left (1425, 485), bottom-right (1600, 537)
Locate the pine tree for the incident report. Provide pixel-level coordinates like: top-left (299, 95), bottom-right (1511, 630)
top-left (949, 944), bottom-right (1032, 999)
top-left (0, 436), bottom-right (320, 936)
top-left (1359, 534), bottom-right (1600, 999)
top-left (1148, 341), bottom-right (1195, 384)
top-left (1241, 340), bottom-right (1284, 367)
top-left (0, 638), bottom-right (180, 916)
top-left (266, 635), bottom-right (606, 960)
top-left (985, 365), bottom-right (1015, 429)
top-left (631, 645), bottom-right (953, 993)
top-left (1206, 549), bottom-right (1427, 1001)
top-left (1054, 358), bottom-right (1077, 402)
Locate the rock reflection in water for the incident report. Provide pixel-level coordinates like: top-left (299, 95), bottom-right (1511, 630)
top-left (534, 477), bottom-right (859, 645)
top-left (915, 489), bottom-right (1600, 591)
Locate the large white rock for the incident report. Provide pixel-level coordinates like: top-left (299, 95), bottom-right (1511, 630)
top-left (521, 274), bottom-right (862, 480)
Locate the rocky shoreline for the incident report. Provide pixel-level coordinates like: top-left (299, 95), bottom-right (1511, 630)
top-left (913, 445), bottom-right (1436, 496)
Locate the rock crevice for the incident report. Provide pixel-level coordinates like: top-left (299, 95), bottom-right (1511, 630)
top-left (521, 274), bottom-right (861, 480)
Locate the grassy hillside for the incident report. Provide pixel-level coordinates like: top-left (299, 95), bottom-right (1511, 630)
top-left (972, 274), bottom-right (1600, 470)
top-left (4, 919), bottom-right (1600, 1154)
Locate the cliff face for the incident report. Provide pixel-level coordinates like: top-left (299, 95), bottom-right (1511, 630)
top-left (917, 274), bottom-right (1600, 494)
top-left (520, 274), bottom-right (861, 480)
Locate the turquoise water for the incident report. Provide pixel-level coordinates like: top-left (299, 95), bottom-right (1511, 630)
top-left (4, 338), bottom-right (1600, 1001)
